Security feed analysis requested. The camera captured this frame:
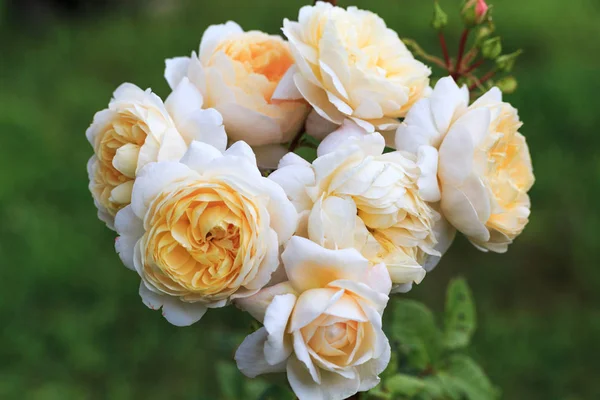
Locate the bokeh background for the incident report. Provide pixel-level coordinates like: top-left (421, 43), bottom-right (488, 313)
top-left (1, 0), bottom-right (599, 398)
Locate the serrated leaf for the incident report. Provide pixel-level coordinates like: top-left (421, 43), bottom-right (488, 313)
top-left (444, 278), bottom-right (476, 349)
top-left (439, 354), bottom-right (500, 400)
top-left (388, 300), bottom-right (443, 370)
top-left (386, 374), bottom-right (426, 396)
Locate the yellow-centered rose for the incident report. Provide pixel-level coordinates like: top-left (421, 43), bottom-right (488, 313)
top-left (86, 80), bottom-right (226, 228)
top-left (164, 21), bottom-right (310, 166)
top-left (114, 141), bottom-right (297, 326)
top-left (396, 77), bottom-right (535, 252)
top-left (278, 1), bottom-right (431, 133)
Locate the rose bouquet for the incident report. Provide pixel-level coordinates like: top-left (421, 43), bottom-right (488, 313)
top-left (86, 1), bottom-right (533, 399)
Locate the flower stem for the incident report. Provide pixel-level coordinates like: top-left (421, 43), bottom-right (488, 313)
top-left (452, 28), bottom-right (470, 80)
top-left (463, 58), bottom-right (485, 75)
top-left (288, 130), bottom-right (304, 152)
top-left (468, 69), bottom-right (496, 91)
top-left (315, 0), bottom-right (336, 5)
top-left (438, 31), bottom-right (451, 70)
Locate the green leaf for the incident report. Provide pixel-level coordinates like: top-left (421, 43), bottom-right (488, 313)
top-left (438, 354), bottom-right (500, 400)
top-left (388, 300), bottom-right (443, 370)
top-left (444, 278), bottom-right (476, 350)
top-left (386, 374), bottom-right (426, 396)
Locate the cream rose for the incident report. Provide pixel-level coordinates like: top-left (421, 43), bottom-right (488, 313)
top-left (86, 79), bottom-right (226, 228)
top-left (164, 21), bottom-right (309, 163)
top-left (235, 236), bottom-right (391, 400)
top-left (395, 76), bottom-right (535, 252)
top-left (113, 141), bottom-right (298, 326)
top-left (277, 1), bottom-right (431, 135)
top-left (269, 131), bottom-right (450, 291)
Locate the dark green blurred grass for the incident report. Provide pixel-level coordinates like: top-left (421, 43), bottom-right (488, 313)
top-left (1, 0), bottom-right (599, 398)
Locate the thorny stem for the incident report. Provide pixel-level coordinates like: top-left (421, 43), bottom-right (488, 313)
top-left (438, 31), bottom-right (451, 69)
top-left (452, 28), bottom-right (470, 80)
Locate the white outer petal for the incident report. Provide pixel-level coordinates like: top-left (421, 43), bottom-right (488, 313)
top-left (282, 236), bottom-right (369, 293)
top-left (164, 57), bottom-right (191, 89)
top-left (235, 328), bottom-right (287, 378)
top-left (138, 282), bottom-right (208, 327)
top-left (199, 21), bottom-right (244, 64)
top-left (130, 161), bottom-right (195, 219)
top-left (317, 119), bottom-right (370, 157)
top-left (114, 205), bottom-right (144, 271)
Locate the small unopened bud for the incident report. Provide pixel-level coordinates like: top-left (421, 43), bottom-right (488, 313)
top-left (475, 26), bottom-right (493, 46)
top-left (476, 0), bottom-right (489, 21)
top-left (481, 37), bottom-right (502, 59)
top-left (496, 76), bottom-right (518, 94)
top-left (495, 49), bottom-right (523, 72)
top-left (431, 1), bottom-right (448, 31)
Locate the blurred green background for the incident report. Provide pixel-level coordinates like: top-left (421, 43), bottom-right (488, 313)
top-left (1, 0), bottom-right (599, 398)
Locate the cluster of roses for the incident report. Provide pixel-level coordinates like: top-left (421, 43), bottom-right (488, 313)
top-left (86, 2), bottom-right (534, 399)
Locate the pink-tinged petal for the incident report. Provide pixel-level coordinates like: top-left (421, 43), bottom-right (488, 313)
top-left (199, 21), bottom-right (243, 63)
top-left (416, 145), bottom-right (441, 202)
top-left (235, 328), bottom-right (287, 378)
top-left (114, 205), bottom-right (144, 271)
top-left (130, 161), bottom-right (195, 219)
top-left (281, 236), bottom-right (369, 292)
top-left (164, 57), bottom-right (191, 90)
top-left (440, 182), bottom-right (490, 242)
top-left (235, 282), bottom-right (298, 323)
top-left (264, 293), bottom-right (297, 365)
top-left (139, 282), bottom-right (207, 327)
top-left (290, 288), bottom-right (344, 331)
top-left (272, 65), bottom-right (304, 101)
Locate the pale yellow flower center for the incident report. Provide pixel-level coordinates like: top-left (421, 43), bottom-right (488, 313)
top-left (479, 105), bottom-right (534, 237)
top-left (212, 32), bottom-right (295, 101)
top-left (92, 117), bottom-right (147, 216)
top-left (141, 182), bottom-right (259, 301)
top-left (300, 298), bottom-right (365, 364)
